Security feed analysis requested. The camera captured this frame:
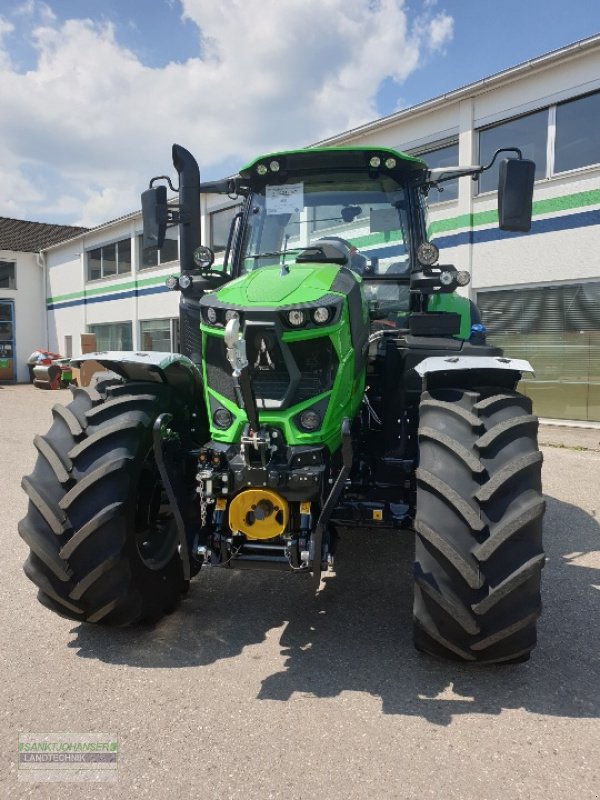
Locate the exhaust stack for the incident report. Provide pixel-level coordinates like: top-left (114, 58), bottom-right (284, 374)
top-left (172, 143), bottom-right (201, 272)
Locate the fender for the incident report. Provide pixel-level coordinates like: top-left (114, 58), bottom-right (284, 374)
top-left (414, 355), bottom-right (534, 377)
top-left (71, 350), bottom-right (203, 396)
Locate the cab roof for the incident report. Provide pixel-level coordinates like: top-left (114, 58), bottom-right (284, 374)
top-left (239, 146), bottom-right (426, 179)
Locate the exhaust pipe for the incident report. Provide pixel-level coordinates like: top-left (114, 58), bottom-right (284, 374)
top-left (172, 144), bottom-right (201, 272)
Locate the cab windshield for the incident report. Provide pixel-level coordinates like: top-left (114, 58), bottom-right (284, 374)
top-left (240, 171), bottom-right (412, 278)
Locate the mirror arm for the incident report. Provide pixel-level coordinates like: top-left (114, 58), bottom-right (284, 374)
top-left (424, 147), bottom-right (526, 192)
top-left (480, 147), bottom-right (523, 173)
top-left (149, 175), bottom-right (179, 193)
top-left (424, 166), bottom-right (484, 192)
top-left (198, 176), bottom-right (248, 197)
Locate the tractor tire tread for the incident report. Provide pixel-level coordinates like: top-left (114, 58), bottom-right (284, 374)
top-left (475, 451), bottom-right (543, 504)
top-left (19, 380), bottom-right (190, 627)
top-left (416, 468), bottom-right (486, 532)
top-left (33, 434), bottom-right (72, 484)
top-left (413, 387), bottom-right (544, 663)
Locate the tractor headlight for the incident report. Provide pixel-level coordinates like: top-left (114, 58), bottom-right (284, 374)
top-left (165, 275), bottom-right (179, 290)
top-left (206, 307), bottom-right (218, 324)
top-left (287, 310), bottom-right (306, 327)
top-left (256, 164), bottom-right (268, 175)
top-left (225, 309), bottom-right (239, 322)
top-left (213, 408), bottom-right (233, 429)
top-left (384, 157), bottom-right (397, 169)
top-left (193, 246), bottom-right (215, 270)
top-left (439, 270), bottom-right (455, 286)
top-left (369, 156), bottom-right (381, 168)
top-left (269, 160), bottom-right (280, 172)
top-left (178, 273), bottom-right (192, 290)
top-left (417, 241), bottom-right (440, 266)
top-left (456, 270), bottom-right (471, 286)
top-left (311, 306), bottom-right (330, 325)
top-left (299, 409), bottom-right (321, 431)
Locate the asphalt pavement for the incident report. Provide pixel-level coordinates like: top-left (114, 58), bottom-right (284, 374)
top-left (1, 383), bottom-right (599, 800)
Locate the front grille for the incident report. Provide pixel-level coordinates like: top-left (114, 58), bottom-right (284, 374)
top-left (288, 339), bottom-right (338, 402)
top-left (205, 330), bottom-right (338, 409)
top-left (180, 299), bottom-right (202, 365)
top-left (247, 328), bottom-right (288, 401)
top-left (205, 335), bottom-right (237, 404)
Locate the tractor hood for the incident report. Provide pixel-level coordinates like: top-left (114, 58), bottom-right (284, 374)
top-left (213, 263), bottom-right (346, 308)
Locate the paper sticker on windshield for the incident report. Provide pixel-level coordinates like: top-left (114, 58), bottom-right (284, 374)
top-left (266, 183), bottom-right (304, 214)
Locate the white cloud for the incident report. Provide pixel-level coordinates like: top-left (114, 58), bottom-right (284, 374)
top-left (428, 12), bottom-right (453, 50)
top-left (0, 16), bottom-right (15, 68)
top-left (0, 17), bottom-right (15, 35)
top-left (13, 1), bottom-right (56, 23)
top-left (0, 158), bottom-right (45, 218)
top-left (0, 0), bottom-right (453, 226)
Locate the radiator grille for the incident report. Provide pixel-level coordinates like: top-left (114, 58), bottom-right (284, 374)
top-left (204, 330), bottom-right (338, 409)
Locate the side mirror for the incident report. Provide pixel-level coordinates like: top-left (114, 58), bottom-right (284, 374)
top-left (141, 185), bottom-right (168, 249)
top-left (498, 158), bottom-right (535, 232)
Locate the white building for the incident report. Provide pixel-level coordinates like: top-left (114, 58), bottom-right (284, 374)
top-left (36, 35), bottom-right (600, 421)
top-left (0, 218), bottom-right (87, 382)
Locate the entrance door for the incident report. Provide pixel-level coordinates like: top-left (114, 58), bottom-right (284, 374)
top-left (0, 300), bottom-right (15, 382)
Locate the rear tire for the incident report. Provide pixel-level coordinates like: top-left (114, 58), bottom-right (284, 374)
top-left (19, 376), bottom-right (195, 626)
top-left (413, 387), bottom-right (545, 663)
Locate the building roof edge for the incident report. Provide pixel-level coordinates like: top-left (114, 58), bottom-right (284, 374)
top-left (313, 34), bottom-right (600, 146)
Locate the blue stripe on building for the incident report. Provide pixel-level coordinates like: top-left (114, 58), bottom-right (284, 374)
top-left (433, 208), bottom-right (600, 250)
top-left (47, 283), bottom-right (169, 311)
top-left (48, 208), bottom-right (600, 311)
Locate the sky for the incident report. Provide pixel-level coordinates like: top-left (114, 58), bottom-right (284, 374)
top-left (0, 0), bottom-right (598, 228)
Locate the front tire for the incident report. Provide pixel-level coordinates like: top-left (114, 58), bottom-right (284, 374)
top-left (413, 387), bottom-right (545, 663)
top-left (19, 377), bottom-right (194, 626)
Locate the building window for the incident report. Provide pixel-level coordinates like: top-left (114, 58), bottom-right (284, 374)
top-left (477, 283), bottom-right (600, 422)
top-left (138, 227), bottom-right (179, 270)
top-left (555, 90), bottom-right (600, 174)
top-left (478, 109), bottom-right (548, 194)
top-left (0, 261), bottom-right (16, 289)
top-left (139, 318), bottom-right (177, 352)
top-left (0, 318), bottom-right (12, 341)
top-left (412, 142), bottom-right (459, 203)
top-left (210, 204), bottom-right (242, 253)
top-left (87, 239), bottom-right (132, 281)
top-left (87, 322), bottom-right (133, 351)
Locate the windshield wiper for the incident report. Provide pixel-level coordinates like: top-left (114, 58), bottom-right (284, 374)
top-left (247, 248), bottom-right (305, 260)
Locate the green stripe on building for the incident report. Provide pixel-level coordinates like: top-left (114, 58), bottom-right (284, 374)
top-left (46, 187), bottom-right (600, 306)
top-left (47, 272), bottom-right (174, 305)
top-left (428, 188), bottom-right (600, 236)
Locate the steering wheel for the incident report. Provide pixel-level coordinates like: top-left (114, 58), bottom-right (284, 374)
top-left (315, 237), bottom-right (368, 274)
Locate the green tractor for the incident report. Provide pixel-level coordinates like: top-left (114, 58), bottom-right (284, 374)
top-left (19, 144), bottom-right (544, 663)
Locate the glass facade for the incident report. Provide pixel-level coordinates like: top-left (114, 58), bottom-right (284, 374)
top-left (555, 91), bottom-right (600, 173)
top-left (210, 204), bottom-right (243, 253)
top-left (87, 322), bottom-right (133, 351)
top-left (139, 227), bottom-right (179, 270)
top-left (478, 284), bottom-right (600, 422)
top-left (87, 239), bottom-right (131, 281)
top-left (478, 109), bottom-right (548, 193)
top-left (477, 89), bottom-right (600, 192)
top-left (416, 142), bottom-right (459, 202)
top-left (0, 261), bottom-right (16, 289)
top-left (140, 319), bottom-right (172, 352)
top-left (0, 300), bottom-right (15, 381)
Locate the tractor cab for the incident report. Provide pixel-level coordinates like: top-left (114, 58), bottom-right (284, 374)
top-left (143, 144), bottom-right (534, 354)
top-left (230, 148), bottom-right (423, 332)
